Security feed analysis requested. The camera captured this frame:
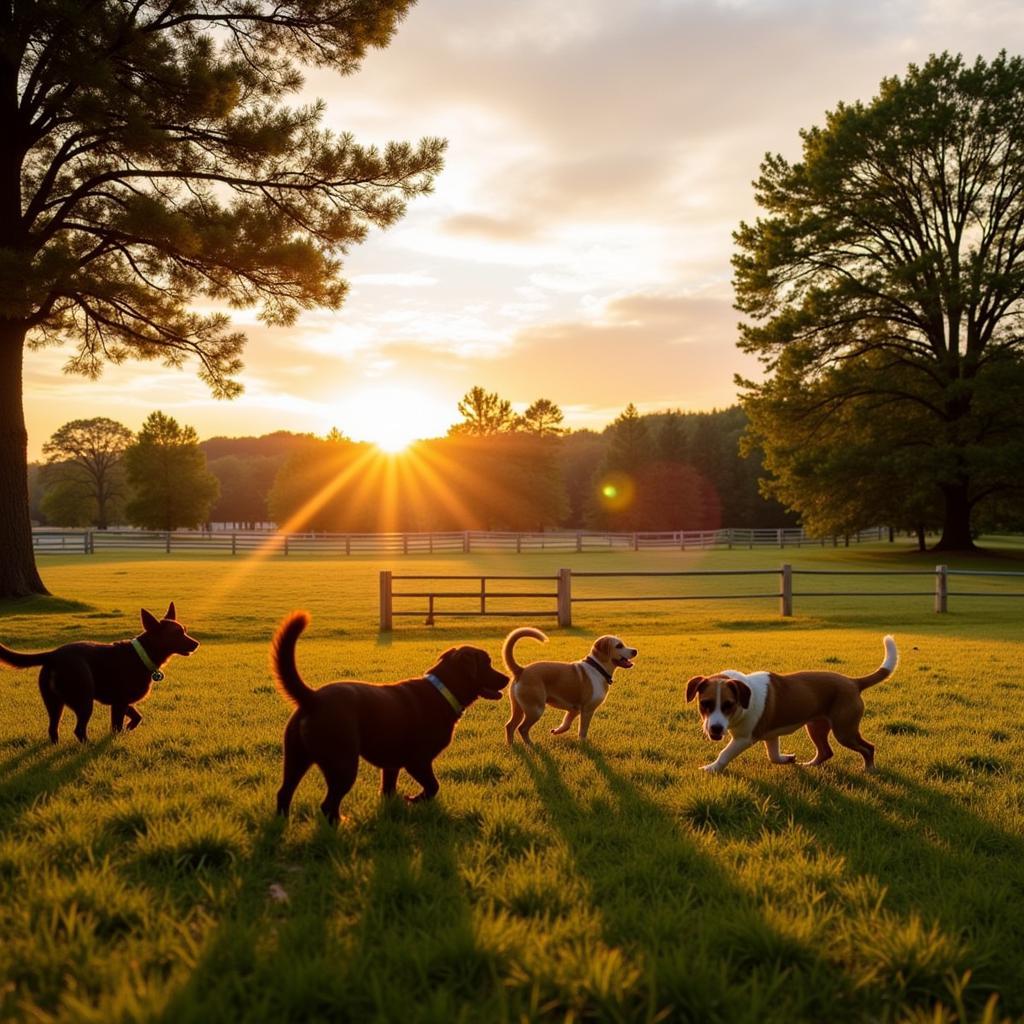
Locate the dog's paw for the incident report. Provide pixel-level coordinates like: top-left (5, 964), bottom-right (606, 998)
top-left (777, 753), bottom-right (797, 764)
top-left (701, 762), bottom-right (725, 774)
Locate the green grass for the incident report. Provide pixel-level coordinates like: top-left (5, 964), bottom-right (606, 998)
top-left (0, 544), bottom-right (1022, 1023)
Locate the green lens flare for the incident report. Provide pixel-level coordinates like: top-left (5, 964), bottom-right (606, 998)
top-left (602, 485), bottom-right (618, 498)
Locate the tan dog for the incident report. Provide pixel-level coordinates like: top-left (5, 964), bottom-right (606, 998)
top-left (686, 635), bottom-right (897, 773)
top-left (503, 627), bottom-right (637, 745)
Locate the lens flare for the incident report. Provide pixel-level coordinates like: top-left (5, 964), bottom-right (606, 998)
top-left (598, 473), bottom-right (635, 511)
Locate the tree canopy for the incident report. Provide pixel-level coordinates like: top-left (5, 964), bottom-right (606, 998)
top-left (449, 387), bottom-right (518, 436)
top-left (0, 0), bottom-right (444, 595)
top-left (124, 411), bottom-right (219, 530)
top-left (42, 417), bottom-right (133, 528)
top-left (733, 51), bottom-right (1024, 550)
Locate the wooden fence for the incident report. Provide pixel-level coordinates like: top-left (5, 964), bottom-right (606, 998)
top-left (379, 564), bottom-right (1024, 629)
top-left (32, 526), bottom-right (892, 556)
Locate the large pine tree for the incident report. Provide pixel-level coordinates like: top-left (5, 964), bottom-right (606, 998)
top-left (0, 0), bottom-right (444, 595)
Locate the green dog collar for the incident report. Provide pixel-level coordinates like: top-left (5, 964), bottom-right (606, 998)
top-left (426, 673), bottom-right (463, 717)
top-left (132, 638), bottom-right (164, 682)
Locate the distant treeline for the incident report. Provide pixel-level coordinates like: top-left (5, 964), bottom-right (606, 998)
top-left (32, 406), bottom-right (795, 532)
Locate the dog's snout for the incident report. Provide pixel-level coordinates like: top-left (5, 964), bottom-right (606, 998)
top-left (708, 725), bottom-right (724, 740)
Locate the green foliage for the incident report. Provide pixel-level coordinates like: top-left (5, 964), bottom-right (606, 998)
top-left (520, 398), bottom-right (566, 437)
top-left (449, 387), bottom-right (518, 436)
top-left (0, 548), bottom-right (1022, 1022)
top-left (38, 477), bottom-right (98, 528)
top-left (267, 434), bottom-right (569, 532)
top-left (124, 412), bottom-right (219, 530)
top-left (604, 403), bottom-right (652, 472)
top-left (5, 0), bottom-right (444, 391)
top-left (207, 455), bottom-right (281, 526)
top-left (0, 0), bottom-right (444, 596)
top-left (41, 418), bottom-right (133, 529)
top-left (733, 52), bottom-right (1024, 550)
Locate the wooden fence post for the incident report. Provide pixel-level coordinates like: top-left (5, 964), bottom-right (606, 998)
top-left (165, 531), bottom-right (171, 554)
top-left (780, 563), bottom-right (793, 617)
top-left (231, 532), bottom-right (237, 555)
top-left (380, 571), bottom-right (393, 631)
top-left (557, 568), bottom-right (572, 627)
top-left (935, 565), bottom-right (948, 613)
top-left (463, 531), bottom-right (470, 553)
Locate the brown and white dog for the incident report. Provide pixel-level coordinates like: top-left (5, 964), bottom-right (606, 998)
top-left (503, 627), bottom-right (638, 745)
top-left (686, 635), bottom-right (897, 773)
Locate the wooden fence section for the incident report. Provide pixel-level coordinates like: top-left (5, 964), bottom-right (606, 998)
top-left (379, 564), bottom-right (1024, 629)
top-left (381, 571), bottom-right (566, 630)
top-left (32, 526), bottom-right (891, 556)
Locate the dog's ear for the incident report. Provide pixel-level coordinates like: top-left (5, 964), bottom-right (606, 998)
top-left (685, 676), bottom-right (706, 703)
top-left (165, 601), bottom-right (176, 621)
top-left (727, 678), bottom-right (752, 709)
top-left (140, 607), bottom-right (160, 632)
top-left (593, 636), bottom-right (613, 659)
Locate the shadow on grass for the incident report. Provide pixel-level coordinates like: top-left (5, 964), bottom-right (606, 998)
top-left (155, 800), bottom-right (485, 1022)
top-left (0, 595), bottom-right (95, 618)
top-left (514, 744), bottom-right (845, 1023)
top-left (745, 765), bottom-right (1024, 1017)
top-left (0, 736), bottom-right (113, 839)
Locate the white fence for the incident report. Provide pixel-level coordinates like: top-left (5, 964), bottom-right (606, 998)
top-left (31, 526), bottom-right (890, 556)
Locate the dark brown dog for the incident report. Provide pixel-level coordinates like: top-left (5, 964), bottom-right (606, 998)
top-left (0, 602), bottom-right (199, 742)
top-left (271, 611), bottom-right (510, 823)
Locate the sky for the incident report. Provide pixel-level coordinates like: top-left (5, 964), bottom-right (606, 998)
top-left (21, 0), bottom-right (1024, 457)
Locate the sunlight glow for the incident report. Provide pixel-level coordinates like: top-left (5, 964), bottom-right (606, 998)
top-left (339, 384), bottom-right (453, 453)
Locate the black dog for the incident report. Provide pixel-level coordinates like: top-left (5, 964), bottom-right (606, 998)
top-left (272, 611), bottom-right (510, 823)
top-left (0, 602), bottom-right (199, 742)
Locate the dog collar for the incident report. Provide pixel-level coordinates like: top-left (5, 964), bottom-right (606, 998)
top-left (131, 638), bottom-right (164, 682)
top-left (584, 656), bottom-right (613, 684)
top-left (426, 673), bottom-right (463, 717)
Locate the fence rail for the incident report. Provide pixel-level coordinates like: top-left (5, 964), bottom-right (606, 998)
top-left (32, 526), bottom-right (892, 556)
top-left (379, 563), bottom-right (1024, 628)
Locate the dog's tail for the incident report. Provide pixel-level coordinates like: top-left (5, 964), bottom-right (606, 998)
top-left (271, 612), bottom-right (317, 709)
top-left (502, 627), bottom-right (548, 677)
top-left (855, 635), bottom-right (898, 692)
top-left (0, 643), bottom-right (51, 669)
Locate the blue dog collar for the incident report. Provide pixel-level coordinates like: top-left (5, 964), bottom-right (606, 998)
top-left (426, 673), bottom-right (463, 717)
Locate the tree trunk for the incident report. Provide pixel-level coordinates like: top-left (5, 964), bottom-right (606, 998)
top-left (915, 523), bottom-right (926, 552)
top-left (0, 326), bottom-right (49, 597)
top-left (933, 481), bottom-right (976, 551)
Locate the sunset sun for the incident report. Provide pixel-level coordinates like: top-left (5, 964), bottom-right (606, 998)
top-left (340, 385), bottom-right (454, 453)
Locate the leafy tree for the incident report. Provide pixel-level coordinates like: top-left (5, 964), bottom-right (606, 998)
top-left (39, 477), bottom-right (98, 528)
top-left (604, 403), bottom-right (653, 471)
top-left (734, 52), bottom-right (1024, 551)
top-left (208, 455), bottom-right (281, 526)
top-left (743, 354), bottom-right (944, 545)
top-left (519, 398), bottom-right (566, 437)
top-left (656, 411), bottom-right (688, 463)
top-left (42, 418), bottom-right (132, 528)
top-left (124, 412), bottom-right (219, 530)
top-left (449, 387), bottom-right (517, 436)
top-left (0, 0), bottom-right (444, 596)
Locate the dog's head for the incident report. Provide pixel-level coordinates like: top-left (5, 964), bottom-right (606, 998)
top-left (139, 602), bottom-right (200, 662)
top-left (590, 635), bottom-right (638, 672)
top-left (685, 673), bottom-right (751, 741)
top-left (427, 645), bottom-right (510, 707)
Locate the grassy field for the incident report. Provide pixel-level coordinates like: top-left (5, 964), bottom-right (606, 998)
top-left (1, 543), bottom-right (1023, 1023)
